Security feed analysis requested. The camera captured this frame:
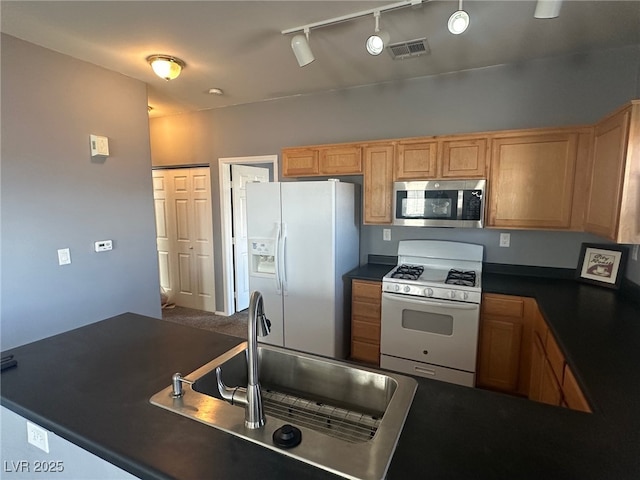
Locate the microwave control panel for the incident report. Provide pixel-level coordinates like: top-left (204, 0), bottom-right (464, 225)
top-left (461, 190), bottom-right (483, 220)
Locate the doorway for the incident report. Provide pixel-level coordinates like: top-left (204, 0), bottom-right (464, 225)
top-left (152, 166), bottom-right (215, 311)
top-left (219, 155), bottom-right (278, 315)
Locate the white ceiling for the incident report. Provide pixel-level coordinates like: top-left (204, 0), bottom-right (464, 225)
top-left (2, 1), bottom-right (639, 118)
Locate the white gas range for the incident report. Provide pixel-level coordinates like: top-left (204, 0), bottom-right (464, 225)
top-left (380, 240), bottom-right (484, 387)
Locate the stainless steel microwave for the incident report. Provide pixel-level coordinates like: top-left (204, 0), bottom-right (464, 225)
top-left (392, 179), bottom-right (486, 228)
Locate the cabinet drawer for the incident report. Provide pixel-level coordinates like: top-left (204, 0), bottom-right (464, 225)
top-left (352, 280), bottom-right (382, 302)
top-left (351, 340), bottom-right (379, 365)
top-left (546, 334), bottom-right (565, 383)
top-left (352, 300), bottom-right (381, 320)
top-left (482, 294), bottom-right (525, 318)
top-left (352, 320), bottom-right (380, 343)
top-left (562, 365), bottom-right (592, 413)
top-left (532, 307), bottom-right (549, 345)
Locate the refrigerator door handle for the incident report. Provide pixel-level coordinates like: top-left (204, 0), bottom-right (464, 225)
top-left (281, 222), bottom-right (288, 295)
top-left (274, 222), bottom-right (282, 293)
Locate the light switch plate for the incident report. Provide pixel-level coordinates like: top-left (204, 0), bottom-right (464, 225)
top-left (383, 229), bottom-right (391, 242)
top-left (90, 134), bottom-right (109, 157)
top-left (57, 248), bottom-right (71, 265)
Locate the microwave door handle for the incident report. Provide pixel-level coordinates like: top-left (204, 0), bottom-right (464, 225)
top-left (457, 190), bottom-right (464, 220)
top-left (382, 292), bottom-right (478, 310)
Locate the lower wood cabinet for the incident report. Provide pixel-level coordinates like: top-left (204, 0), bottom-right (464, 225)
top-left (350, 279), bottom-right (381, 366)
top-left (478, 293), bottom-right (592, 413)
top-left (477, 294), bottom-right (534, 396)
top-left (528, 303), bottom-right (592, 413)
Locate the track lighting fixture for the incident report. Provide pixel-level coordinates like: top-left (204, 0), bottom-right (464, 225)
top-left (448, 0), bottom-right (470, 35)
top-left (146, 55), bottom-right (185, 81)
top-left (291, 28), bottom-right (315, 67)
top-left (534, 0), bottom-right (562, 19)
top-left (366, 11), bottom-right (391, 56)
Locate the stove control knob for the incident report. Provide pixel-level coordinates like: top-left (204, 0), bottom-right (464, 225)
top-left (462, 292), bottom-right (469, 300)
top-left (403, 286), bottom-right (411, 293)
top-left (424, 288), bottom-right (434, 297)
top-left (448, 290), bottom-right (456, 299)
top-left (394, 285), bottom-right (400, 292)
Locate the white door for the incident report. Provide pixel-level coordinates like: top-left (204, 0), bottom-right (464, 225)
top-left (231, 164), bottom-right (269, 311)
top-left (152, 167), bottom-right (215, 311)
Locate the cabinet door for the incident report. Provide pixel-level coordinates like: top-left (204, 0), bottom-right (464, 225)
top-left (488, 133), bottom-right (579, 229)
top-left (440, 138), bottom-right (487, 178)
top-left (584, 108), bottom-right (630, 240)
top-left (282, 148), bottom-right (319, 177)
top-left (395, 141), bottom-right (437, 180)
top-left (320, 146), bottom-right (362, 175)
top-left (477, 318), bottom-right (523, 392)
top-left (477, 294), bottom-right (532, 394)
top-left (364, 144), bottom-right (394, 224)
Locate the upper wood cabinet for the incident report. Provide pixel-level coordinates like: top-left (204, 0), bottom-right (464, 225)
top-left (395, 140), bottom-right (437, 180)
top-left (487, 129), bottom-right (591, 230)
top-left (395, 136), bottom-right (487, 180)
top-left (282, 148), bottom-right (319, 177)
top-left (584, 101), bottom-right (640, 243)
top-left (363, 143), bottom-right (394, 224)
top-left (282, 145), bottom-right (362, 177)
top-left (440, 137), bottom-right (487, 178)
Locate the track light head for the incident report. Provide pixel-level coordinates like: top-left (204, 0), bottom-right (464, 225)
top-left (448, 9), bottom-right (470, 34)
top-left (534, 0), bottom-right (562, 18)
top-left (291, 28), bottom-right (315, 67)
top-left (366, 11), bottom-right (390, 56)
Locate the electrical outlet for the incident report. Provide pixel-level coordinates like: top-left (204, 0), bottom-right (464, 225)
top-left (383, 229), bottom-right (391, 242)
top-left (632, 244), bottom-right (639, 261)
top-left (499, 233), bottom-right (511, 248)
top-left (27, 421), bottom-right (50, 453)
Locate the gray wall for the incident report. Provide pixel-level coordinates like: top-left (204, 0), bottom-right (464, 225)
top-left (1, 35), bottom-right (161, 350)
top-left (150, 44), bottom-right (640, 308)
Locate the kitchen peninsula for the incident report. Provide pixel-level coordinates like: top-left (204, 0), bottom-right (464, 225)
top-left (2, 270), bottom-right (640, 479)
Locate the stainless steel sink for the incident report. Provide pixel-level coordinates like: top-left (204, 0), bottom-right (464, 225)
top-left (150, 342), bottom-right (417, 480)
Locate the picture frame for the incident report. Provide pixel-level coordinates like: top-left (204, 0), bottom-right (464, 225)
top-left (576, 243), bottom-right (628, 290)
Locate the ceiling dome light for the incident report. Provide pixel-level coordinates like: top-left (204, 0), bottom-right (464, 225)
top-left (147, 55), bottom-right (186, 81)
top-left (448, 0), bottom-right (470, 35)
top-left (366, 11), bottom-right (390, 56)
top-left (291, 28), bottom-right (315, 67)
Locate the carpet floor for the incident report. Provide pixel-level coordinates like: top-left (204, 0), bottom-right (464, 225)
top-left (161, 305), bottom-right (248, 338)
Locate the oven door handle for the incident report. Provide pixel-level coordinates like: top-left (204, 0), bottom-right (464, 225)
top-left (382, 292), bottom-right (479, 310)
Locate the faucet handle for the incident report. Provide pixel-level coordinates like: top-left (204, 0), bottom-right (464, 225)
top-left (258, 314), bottom-right (271, 337)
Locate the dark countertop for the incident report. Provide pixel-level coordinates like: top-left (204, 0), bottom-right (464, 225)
top-left (3, 268), bottom-right (640, 479)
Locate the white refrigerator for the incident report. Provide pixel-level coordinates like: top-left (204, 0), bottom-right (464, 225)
top-left (246, 180), bottom-right (359, 359)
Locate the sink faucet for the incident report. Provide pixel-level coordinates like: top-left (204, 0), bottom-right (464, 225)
top-left (216, 290), bottom-right (271, 429)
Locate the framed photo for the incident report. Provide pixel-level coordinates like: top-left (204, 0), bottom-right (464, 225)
top-left (576, 243), bottom-right (628, 289)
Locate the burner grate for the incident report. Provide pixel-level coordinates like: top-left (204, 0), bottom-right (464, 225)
top-left (445, 269), bottom-right (477, 287)
top-left (391, 264), bottom-right (424, 281)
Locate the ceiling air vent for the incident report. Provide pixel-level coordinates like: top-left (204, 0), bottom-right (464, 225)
top-left (387, 38), bottom-right (430, 60)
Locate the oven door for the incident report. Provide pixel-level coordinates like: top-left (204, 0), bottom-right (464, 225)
top-left (380, 292), bottom-right (480, 373)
